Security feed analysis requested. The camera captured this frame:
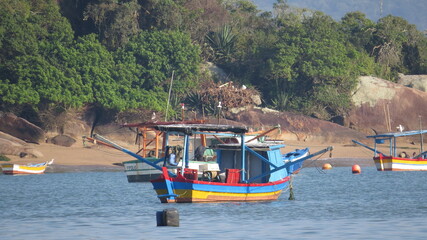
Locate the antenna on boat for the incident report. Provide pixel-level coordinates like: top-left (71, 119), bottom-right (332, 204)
top-left (165, 70), bottom-right (175, 121)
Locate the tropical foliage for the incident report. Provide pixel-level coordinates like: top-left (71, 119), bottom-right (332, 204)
top-left (0, 0), bottom-right (426, 126)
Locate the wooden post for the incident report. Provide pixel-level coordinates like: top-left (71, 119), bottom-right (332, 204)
top-left (142, 127), bottom-right (147, 158)
top-left (217, 101), bottom-right (222, 124)
top-left (420, 116), bottom-right (424, 154)
top-left (181, 103), bottom-right (185, 121)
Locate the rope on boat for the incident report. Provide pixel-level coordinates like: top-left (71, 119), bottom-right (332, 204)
top-left (299, 148), bottom-right (333, 174)
top-left (90, 147), bottom-right (126, 156)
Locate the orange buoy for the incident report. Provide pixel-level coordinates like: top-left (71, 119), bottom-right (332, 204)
top-left (322, 163), bottom-right (332, 170)
top-left (352, 164), bottom-right (361, 174)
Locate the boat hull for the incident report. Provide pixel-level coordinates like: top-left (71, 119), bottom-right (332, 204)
top-left (1, 164), bottom-right (47, 175)
top-left (151, 175), bottom-right (290, 203)
top-left (374, 156), bottom-right (427, 171)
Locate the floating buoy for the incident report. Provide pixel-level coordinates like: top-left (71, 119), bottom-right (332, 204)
top-left (322, 163), bottom-right (332, 170)
top-left (352, 164), bottom-right (361, 174)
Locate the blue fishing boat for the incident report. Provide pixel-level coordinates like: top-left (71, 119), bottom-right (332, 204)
top-left (94, 124), bottom-right (332, 203)
top-left (119, 123), bottom-right (284, 182)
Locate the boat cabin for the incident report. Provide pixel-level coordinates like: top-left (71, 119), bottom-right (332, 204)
top-left (214, 142), bottom-right (288, 183)
top-left (153, 124), bottom-right (289, 184)
top-left (367, 130), bottom-right (427, 157)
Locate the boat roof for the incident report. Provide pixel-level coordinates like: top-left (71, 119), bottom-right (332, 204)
top-left (121, 120), bottom-right (205, 128)
top-left (153, 124), bottom-right (248, 135)
top-left (215, 142), bottom-right (285, 151)
top-left (367, 130), bottom-right (427, 139)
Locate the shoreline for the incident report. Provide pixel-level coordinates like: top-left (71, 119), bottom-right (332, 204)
top-left (2, 158), bottom-right (375, 174)
top-left (44, 157), bottom-right (373, 173)
top-left (45, 164), bottom-right (123, 173)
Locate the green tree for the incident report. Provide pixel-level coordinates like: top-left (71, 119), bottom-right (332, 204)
top-left (84, 0), bottom-right (141, 50)
top-left (182, 0), bottom-right (229, 46)
top-left (371, 15), bottom-right (424, 79)
top-left (0, 0), bottom-right (77, 110)
top-left (138, 0), bottom-right (185, 30)
top-left (258, 11), bottom-right (373, 120)
top-left (340, 11), bottom-right (376, 52)
top-left (0, 0), bottom-right (73, 63)
top-left (212, 0), bottom-right (278, 86)
top-left (119, 30), bottom-right (201, 95)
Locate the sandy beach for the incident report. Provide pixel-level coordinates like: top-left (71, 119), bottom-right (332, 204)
top-left (1, 138), bottom-right (382, 173)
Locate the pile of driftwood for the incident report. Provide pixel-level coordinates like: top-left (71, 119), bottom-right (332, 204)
top-left (195, 81), bottom-right (261, 110)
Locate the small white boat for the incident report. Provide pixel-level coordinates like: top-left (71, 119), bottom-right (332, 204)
top-left (1, 159), bottom-right (54, 175)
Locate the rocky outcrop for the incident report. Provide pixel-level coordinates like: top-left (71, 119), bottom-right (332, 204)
top-left (0, 131), bottom-right (27, 146)
top-left (228, 107), bottom-right (366, 143)
top-left (204, 62), bottom-right (228, 82)
top-left (227, 75), bottom-right (427, 142)
top-left (348, 76), bottom-right (427, 135)
top-left (47, 134), bottom-right (76, 147)
top-left (0, 112), bottom-right (45, 143)
top-left (61, 120), bottom-right (89, 139)
top-left (398, 74), bottom-right (427, 92)
top-left (0, 131), bottom-right (43, 157)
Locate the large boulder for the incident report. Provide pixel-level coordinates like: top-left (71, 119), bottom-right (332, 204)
top-left (398, 74), bottom-right (427, 92)
top-left (0, 137), bottom-right (43, 158)
top-left (349, 76), bottom-right (427, 134)
top-left (0, 131), bottom-right (27, 146)
top-left (204, 62), bottom-right (228, 82)
top-left (0, 112), bottom-right (45, 143)
top-left (48, 134), bottom-right (76, 147)
top-left (62, 120), bottom-right (88, 138)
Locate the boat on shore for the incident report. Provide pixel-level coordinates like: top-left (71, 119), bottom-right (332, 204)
top-left (94, 124), bottom-right (332, 203)
top-left (353, 130), bottom-right (427, 171)
top-left (1, 159), bottom-right (54, 175)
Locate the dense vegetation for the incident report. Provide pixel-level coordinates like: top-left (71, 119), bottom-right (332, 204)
top-left (0, 0), bottom-right (426, 127)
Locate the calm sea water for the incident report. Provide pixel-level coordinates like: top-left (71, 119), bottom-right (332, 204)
top-left (1, 166), bottom-right (427, 239)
